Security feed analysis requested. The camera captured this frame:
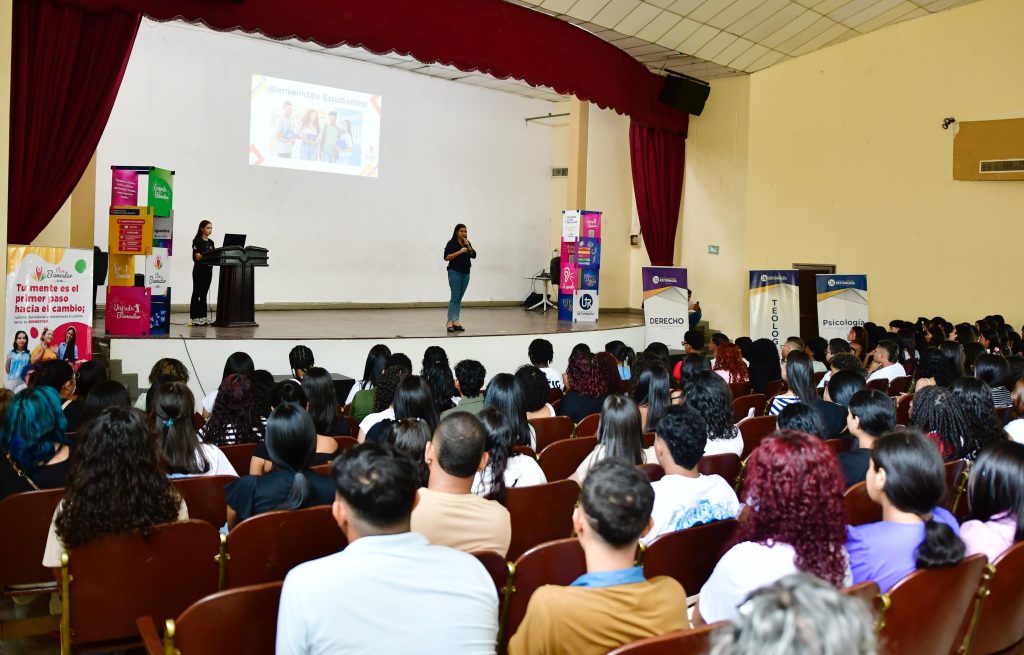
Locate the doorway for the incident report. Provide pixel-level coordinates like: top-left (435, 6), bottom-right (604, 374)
top-left (793, 263), bottom-right (836, 339)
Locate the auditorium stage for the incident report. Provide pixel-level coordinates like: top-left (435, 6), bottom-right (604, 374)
top-left (100, 307), bottom-right (646, 401)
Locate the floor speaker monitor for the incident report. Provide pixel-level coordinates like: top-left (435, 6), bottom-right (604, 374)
top-left (659, 71), bottom-right (710, 116)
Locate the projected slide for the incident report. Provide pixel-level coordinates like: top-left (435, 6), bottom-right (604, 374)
top-left (249, 74), bottom-right (381, 177)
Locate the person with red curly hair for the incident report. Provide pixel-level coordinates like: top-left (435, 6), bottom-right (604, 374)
top-left (557, 353), bottom-right (610, 424)
top-left (712, 342), bottom-right (749, 385)
top-left (694, 430), bottom-right (848, 625)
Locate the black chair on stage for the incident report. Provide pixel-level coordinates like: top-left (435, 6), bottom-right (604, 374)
top-left (201, 244), bottom-right (269, 327)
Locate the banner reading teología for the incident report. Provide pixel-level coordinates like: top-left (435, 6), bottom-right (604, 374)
top-left (642, 267), bottom-right (688, 347)
top-left (816, 274), bottom-right (868, 341)
top-left (5, 247), bottom-right (93, 387)
top-left (749, 270), bottom-right (800, 349)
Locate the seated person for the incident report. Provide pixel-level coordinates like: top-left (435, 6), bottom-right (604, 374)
top-left (411, 413), bottom-right (511, 555)
top-left (472, 408), bottom-right (546, 498)
top-left (838, 389), bottom-right (896, 487)
top-left (816, 340), bottom-right (854, 388)
top-left (0, 386), bottom-right (71, 500)
top-left (781, 337), bottom-right (805, 360)
top-left (846, 430), bottom-right (963, 592)
top-left (776, 402), bottom-right (824, 438)
top-left (276, 442), bottom-right (498, 654)
top-left (250, 380), bottom-right (339, 474)
top-left (558, 353), bottom-right (609, 424)
top-left (288, 344), bottom-right (314, 381)
top-left (225, 404), bottom-right (336, 528)
top-left (685, 371), bottom-right (743, 457)
top-left (644, 406), bottom-right (739, 544)
top-left (44, 407), bottom-right (188, 567)
top-left (441, 359), bottom-right (487, 419)
top-left (866, 340), bottom-right (907, 384)
top-left (528, 338), bottom-right (563, 391)
top-left (516, 365), bottom-right (556, 420)
top-left (672, 330), bottom-right (706, 381)
top-left (509, 459), bottom-right (687, 655)
top-left (571, 395), bottom-right (656, 485)
top-left (814, 369), bottom-right (866, 438)
top-left (768, 352), bottom-right (816, 416)
top-left (960, 441), bottom-right (1024, 562)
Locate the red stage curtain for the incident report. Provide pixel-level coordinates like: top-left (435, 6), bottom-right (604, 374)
top-left (629, 119), bottom-right (686, 267)
top-left (8, 0), bottom-right (141, 244)
top-left (63, 0), bottom-right (688, 134)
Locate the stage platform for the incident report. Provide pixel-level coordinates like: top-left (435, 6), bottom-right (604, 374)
top-left (101, 307), bottom-right (646, 402)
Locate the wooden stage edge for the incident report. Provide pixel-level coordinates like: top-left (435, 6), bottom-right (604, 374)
top-left (96, 307), bottom-right (645, 342)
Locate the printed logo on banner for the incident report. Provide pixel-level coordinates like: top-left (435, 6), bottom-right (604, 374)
top-left (558, 292), bottom-right (574, 321)
top-left (580, 268), bottom-right (599, 291)
top-left (816, 274), bottom-right (868, 341)
top-left (642, 266), bottom-right (688, 347)
top-left (749, 270), bottom-right (800, 348)
top-left (146, 248), bottom-right (170, 293)
top-left (147, 167), bottom-right (174, 217)
top-left (105, 286), bottom-right (151, 337)
top-left (574, 291), bottom-right (599, 322)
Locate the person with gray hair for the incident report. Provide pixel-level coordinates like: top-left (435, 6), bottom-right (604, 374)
top-left (710, 573), bottom-right (877, 655)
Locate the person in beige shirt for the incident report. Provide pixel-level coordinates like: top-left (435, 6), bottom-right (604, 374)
top-left (411, 412), bottom-right (511, 556)
top-left (509, 459), bottom-right (688, 655)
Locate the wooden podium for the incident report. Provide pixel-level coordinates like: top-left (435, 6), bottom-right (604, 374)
top-left (201, 246), bottom-right (269, 327)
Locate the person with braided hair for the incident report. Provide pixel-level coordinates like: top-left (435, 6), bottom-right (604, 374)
top-left (910, 384), bottom-right (973, 461)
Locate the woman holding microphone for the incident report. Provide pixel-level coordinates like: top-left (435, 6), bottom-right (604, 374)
top-left (443, 223), bottom-right (476, 333)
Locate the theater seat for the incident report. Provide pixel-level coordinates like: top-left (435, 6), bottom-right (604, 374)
top-left (641, 519), bottom-right (738, 596)
top-left (502, 479), bottom-right (580, 561)
top-left (732, 393), bottom-right (767, 422)
top-left (504, 538), bottom-right (586, 648)
top-left (529, 416), bottom-right (574, 452)
top-left (171, 475), bottom-right (234, 527)
top-left (844, 481), bottom-right (882, 527)
top-left (575, 413), bottom-right (600, 438)
top-left (538, 436), bottom-right (597, 481)
top-left (971, 542), bottom-right (1024, 654)
top-left (606, 622), bottom-right (725, 655)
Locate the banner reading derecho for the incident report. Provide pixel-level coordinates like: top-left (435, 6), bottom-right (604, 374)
top-left (816, 274), bottom-right (868, 341)
top-left (749, 270), bottom-right (800, 349)
top-left (642, 267), bottom-right (688, 347)
top-left (5, 247), bottom-right (93, 388)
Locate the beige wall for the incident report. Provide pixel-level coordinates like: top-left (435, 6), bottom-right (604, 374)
top-left (745, 0), bottom-right (1024, 331)
top-left (679, 75), bottom-right (750, 337)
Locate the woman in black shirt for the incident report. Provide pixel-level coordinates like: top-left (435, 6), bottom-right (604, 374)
top-left (0, 386), bottom-right (72, 500)
top-left (442, 223), bottom-right (476, 333)
top-left (190, 220), bottom-right (215, 326)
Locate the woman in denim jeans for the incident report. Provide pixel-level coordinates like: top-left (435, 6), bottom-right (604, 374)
top-left (442, 224), bottom-right (476, 333)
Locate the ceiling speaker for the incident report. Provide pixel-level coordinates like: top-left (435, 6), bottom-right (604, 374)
top-left (658, 72), bottom-right (710, 116)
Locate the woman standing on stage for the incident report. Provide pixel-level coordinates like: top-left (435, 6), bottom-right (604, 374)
top-left (190, 220), bottom-right (215, 326)
top-left (443, 223), bottom-right (476, 333)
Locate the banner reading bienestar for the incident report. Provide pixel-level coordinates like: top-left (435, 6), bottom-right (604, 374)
top-left (749, 270), bottom-right (800, 349)
top-left (816, 274), bottom-right (868, 341)
top-left (642, 267), bottom-right (688, 347)
top-left (5, 247), bottom-right (93, 387)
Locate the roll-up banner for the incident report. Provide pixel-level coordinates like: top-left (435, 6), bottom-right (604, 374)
top-left (816, 274), bottom-right (868, 341)
top-left (642, 267), bottom-right (688, 347)
top-left (749, 270), bottom-right (800, 349)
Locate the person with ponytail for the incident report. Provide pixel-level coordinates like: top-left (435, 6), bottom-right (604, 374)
top-left (224, 403), bottom-right (335, 528)
top-left (846, 430), bottom-right (964, 592)
top-left (961, 441), bottom-right (1024, 561)
top-left (151, 382), bottom-right (235, 478)
top-left (471, 407), bottom-right (546, 500)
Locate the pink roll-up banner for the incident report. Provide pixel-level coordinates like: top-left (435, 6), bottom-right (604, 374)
top-left (111, 168), bottom-right (139, 205)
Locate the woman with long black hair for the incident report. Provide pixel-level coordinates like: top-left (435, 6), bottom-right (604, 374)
top-left (190, 219), bottom-right (215, 326)
top-left (442, 223), bottom-right (476, 333)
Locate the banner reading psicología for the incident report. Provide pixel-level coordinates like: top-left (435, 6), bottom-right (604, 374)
top-left (642, 267), bottom-right (688, 347)
top-left (816, 274), bottom-right (868, 342)
top-left (749, 270), bottom-right (800, 350)
top-left (5, 247), bottom-right (93, 388)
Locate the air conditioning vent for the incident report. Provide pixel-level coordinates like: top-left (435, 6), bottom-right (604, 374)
top-left (551, 167), bottom-right (568, 177)
top-left (980, 159), bottom-right (1024, 173)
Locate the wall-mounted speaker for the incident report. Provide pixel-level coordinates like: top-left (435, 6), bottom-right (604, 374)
top-left (658, 72), bottom-right (711, 116)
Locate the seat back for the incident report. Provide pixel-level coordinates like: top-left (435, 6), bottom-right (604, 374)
top-left (880, 554), bottom-right (988, 655)
top-left (727, 381), bottom-right (751, 398)
top-left (505, 538), bottom-right (586, 643)
top-left (844, 481), bottom-right (882, 526)
top-left (171, 581), bottom-right (283, 655)
top-left (866, 378), bottom-right (890, 393)
top-left (547, 387), bottom-right (564, 405)
top-left (528, 416), bottom-right (574, 452)
top-left (512, 445), bottom-right (536, 459)
top-left (220, 443), bottom-right (259, 476)
top-left (888, 376), bottom-right (911, 396)
top-left (574, 413), bottom-right (601, 438)
top-left (538, 436), bottom-right (597, 481)
top-left (333, 435), bottom-right (358, 452)
top-left (943, 459), bottom-right (968, 513)
top-left (895, 393), bottom-right (914, 426)
top-left (972, 542), bottom-right (1024, 654)
top-left (843, 581), bottom-right (884, 632)
top-left (606, 622), bottom-right (724, 655)
top-left (642, 432), bottom-right (655, 448)
top-left (638, 463), bottom-right (664, 482)
top-left (225, 506), bottom-right (348, 588)
top-left (697, 454), bottom-right (742, 489)
top-left (343, 416), bottom-right (360, 434)
top-left (642, 519), bottom-right (739, 595)
top-left (737, 415), bottom-right (778, 460)
top-left (732, 393), bottom-right (767, 422)
top-left (762, 379), bottom-right (784, 398)
top-left (171, 475), bottom-right (234, 527)
top-left (813, 370), bottom-right (827, 386)
top-left (824, 438), bottom-right (854, 455)
top-left (64, 520), bottom-right (220, 647)
top-left (0, 487), bottom-right (65, 587)
top-left (502, 479), bottom-right (580, 561)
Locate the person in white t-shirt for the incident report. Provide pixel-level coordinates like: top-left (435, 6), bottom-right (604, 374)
top-left (643, 405), bottom-right (739, 545)
top-left (694, 431), bottom-right (849, 625)
top-left (528, 338), bottom-right (564, 391)
top-left (866, 339), bottom-right (907, 385)
top-left (472, 407), bottom-right (546, 497)
top-left (152, 381), bottom-right (237, 478)
top-left (685, 371), bottom-right (744, 457)
top-left (571, 395), bottom-right (656, 486)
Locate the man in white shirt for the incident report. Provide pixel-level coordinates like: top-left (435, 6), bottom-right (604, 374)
top-left (866, 339), bottom-right (906, 384)
top-left (644, 405), bottom-right (739, 545)
top-left (276, 442), bottom-right (499, 655)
